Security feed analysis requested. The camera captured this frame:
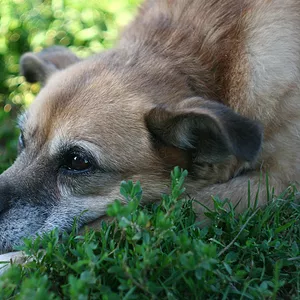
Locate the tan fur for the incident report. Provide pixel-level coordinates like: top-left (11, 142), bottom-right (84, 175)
top-left (0, 0), bottom-right (300, 252)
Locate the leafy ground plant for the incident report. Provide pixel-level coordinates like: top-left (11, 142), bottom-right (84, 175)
top-left (0, 167), bottom-right (299, 299)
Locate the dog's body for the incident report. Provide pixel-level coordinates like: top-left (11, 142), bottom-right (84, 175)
top-left (0, 0), bottom-right (300, 253)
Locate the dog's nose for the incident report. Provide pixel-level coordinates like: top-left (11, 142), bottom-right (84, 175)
top-left (0, 176), bottom-right (11, 212)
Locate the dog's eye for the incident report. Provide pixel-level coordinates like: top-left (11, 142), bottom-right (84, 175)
top-left (64, 153), bottom-right (92, 172)
top-left (18, 132), bottom-right (25, 151)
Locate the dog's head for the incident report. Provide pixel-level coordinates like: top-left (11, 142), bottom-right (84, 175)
top-left (0, 46), bottom-right (262, 252)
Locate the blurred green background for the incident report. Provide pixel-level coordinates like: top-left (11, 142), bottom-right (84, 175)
top-left (0, 0), bottom-right (141, 172)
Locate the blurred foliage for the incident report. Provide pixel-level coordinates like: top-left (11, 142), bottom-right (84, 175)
top-left (0, 0), bottom-right (141, 172)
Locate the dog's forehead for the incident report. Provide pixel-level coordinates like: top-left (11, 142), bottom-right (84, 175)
top-left (24, 63), bottom-right (153, 162)
top-left (28, 63), bottom-right (134, 120)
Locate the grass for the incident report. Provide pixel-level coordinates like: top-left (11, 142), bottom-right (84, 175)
top-left (0, 167), bottom-right (299, 299)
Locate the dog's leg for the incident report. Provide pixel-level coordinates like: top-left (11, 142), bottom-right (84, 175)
top-left (192, 172), bottom-right (291, 218)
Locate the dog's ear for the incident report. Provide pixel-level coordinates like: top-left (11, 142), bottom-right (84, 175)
top-left (145, 98), bottom-right (263, 164)
top-left (20, 46), bottom-right (80, 85)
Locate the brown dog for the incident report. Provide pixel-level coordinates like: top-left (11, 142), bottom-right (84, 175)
top-left (0, 0), bottom-right (299, 253)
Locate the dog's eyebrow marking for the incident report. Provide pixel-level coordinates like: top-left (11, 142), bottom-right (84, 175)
top-left (16, 112), bottom-right (28, 131)
top-left (49, 136), bottom-right (104, 165)
top-left (49, 134), bottom-right (121, 172)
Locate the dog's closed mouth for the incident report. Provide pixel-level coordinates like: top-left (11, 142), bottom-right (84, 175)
top-left (0, 216), bottom-right (111, 276)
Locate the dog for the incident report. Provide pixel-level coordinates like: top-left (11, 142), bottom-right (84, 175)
top-left (0, 0), bottom-right (300, 255)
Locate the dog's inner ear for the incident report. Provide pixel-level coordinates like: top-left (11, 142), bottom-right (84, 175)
top-left (20, 46), bottom-right (80, 85)
top-left (145, 99), bottom-right (263, 165)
